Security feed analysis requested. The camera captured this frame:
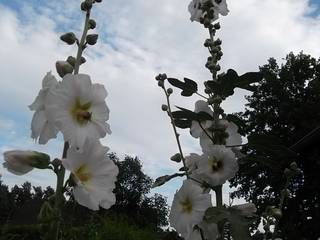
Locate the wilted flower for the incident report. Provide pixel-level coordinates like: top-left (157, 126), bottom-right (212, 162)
top-left (169, 180), bottom-right (212, 238)
top-left (194, 145), bottom-right (238, 186)
top-left (3, 150), bottom-right (50, 175)
top-left (188, 0), bottom-right (229, 23)
top-left (45, 74), bottom-right (111, 151)
top-left (29, 72), bottom-right (59, 144)
top-left (62, 140), bottom-right (118, 210)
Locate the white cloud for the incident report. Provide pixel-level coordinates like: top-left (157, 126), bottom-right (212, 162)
top-left (0, 0), bottom-right (320, 207)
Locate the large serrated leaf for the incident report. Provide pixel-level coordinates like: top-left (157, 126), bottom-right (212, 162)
top-left (167, 77), bottom-right (198, 97)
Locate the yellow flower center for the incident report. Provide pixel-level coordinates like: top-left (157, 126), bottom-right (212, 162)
top-left (75, 164), bottom-right (91, 183)
top-left (208, 156), bottom-right (223, 172)
top-left (70, 98), bottom-right (92, 125)
top-left (181, 198), bottom-right (193, 213)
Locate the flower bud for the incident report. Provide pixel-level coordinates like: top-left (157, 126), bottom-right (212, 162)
top-left (56, 61), bottom-right (74, 78)
top-left (66, 56), bottom-right (76, 67)
top-left (81, 0), bottom-right (93, 11)
top-left (95, 0), bottom-right (102, 2)
top-left (158, 80), bottom-right (164, 88)
top-left (213, 22), bottom-right (221, 30)
top-left (161, 104), bottom-right (168, 111)
top-left (167, 88), bottom-right (173, 95)
top-left (86, 34), bottom-right (98, 45)
top-left (60, 32), bottom-right (77, 45)
top-left (88, 19), bottom-right (96, 29)
top-left (214, 39), bottom-right (222, 46)
top-left (81, 56), bottom-right (87, 64)
top-left (3, 150), bottom-right (50, 175)
top-left (170, 153), bottom-right (182, 163)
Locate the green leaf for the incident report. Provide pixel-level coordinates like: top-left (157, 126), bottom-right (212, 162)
top-left (173, 119), bottom-right (192, 129)
top-left (228, 208), bottom-right (253, 240)
top-left (167, 77), bottom-right (198, 97)
top-left (204, 207), bottom-right (230, 223)
top-left (237, 72), bottom-right (263, 91)
top-left (205, 207), bottom-right (253, 240)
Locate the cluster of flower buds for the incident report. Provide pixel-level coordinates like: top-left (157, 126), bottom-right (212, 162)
top-left (188, 0), bottom-right (228, 27)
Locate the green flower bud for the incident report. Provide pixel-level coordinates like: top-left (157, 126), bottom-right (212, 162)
top-left (158, 80), bottom-right (164, 88)
top-left (81, 56), bottom-right (87, 64)
top-left (88, 19), bottom-right (96, 29)
top-left (81, 0), bottom-right (93, 11)
top-left (66, 56), bottom-right (76, 67)
top-left (56, 61), bottom-right (74, 78)
top-left (214, 39), bottom-right (222, 46)
top-left (161, 104), bottom-right (168, 111)
top-left (3, 150), bottom-right (51, 175)
top-left (86, 34), bottom-right (98, 45)
top-left (170, 153), bottom-right (182, 163)
top-left (60, 32), bottom-right (77, 45)
top-left (167, 88), bottom-right (173, 95)
top-left (213, 22), bottom-right (221, 30)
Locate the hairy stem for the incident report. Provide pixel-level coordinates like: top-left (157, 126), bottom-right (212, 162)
top-left (163, 87), bottom-right (189, 177)
top-left (74, 9), bottom-right (91, 74)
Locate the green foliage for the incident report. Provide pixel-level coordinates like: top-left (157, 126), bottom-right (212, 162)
top-left (206, 69), bottom-right (263, 99)
top-left (230, 52), bottom-right (320, 239)
top-left (167, 77), bottom-right (198, 97)
top-left (0, 154), bottom-right (170, 239)
top-left (205, 207), bottom-right (254, 240)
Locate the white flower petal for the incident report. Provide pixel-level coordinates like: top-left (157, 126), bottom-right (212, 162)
top-left (31, 110), bottom-right (47, 140)
top-left (170, 180), bottom-right (212, 238)
top-left (45, 74), bottom-right (111, 151)
top-left (64, 140), bottom-right (118, 210)
top-left (73, 186), bottom-right (100, 211)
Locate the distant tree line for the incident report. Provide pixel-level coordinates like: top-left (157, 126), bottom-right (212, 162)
top-left (0, 154), bottom-right (181, 240)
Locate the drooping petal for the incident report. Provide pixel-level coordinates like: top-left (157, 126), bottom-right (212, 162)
top-left (31, 110), bottom-right (47, 140)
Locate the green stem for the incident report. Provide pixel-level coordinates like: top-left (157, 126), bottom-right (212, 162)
top-left (74, 10), bottom-right (91, 74)
top-left (215, 185), bottom-right (223, 207)
top-left (163, 87), bottom-right (189, 177)
top-left (50, 8), bottom-right (91, 240)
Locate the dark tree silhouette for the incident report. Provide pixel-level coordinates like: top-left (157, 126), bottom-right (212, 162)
top-left (230, 52), bottom-right (320, 239)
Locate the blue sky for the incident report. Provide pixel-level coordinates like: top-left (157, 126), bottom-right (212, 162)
top-left (1, 0), bottom-right (320, 206)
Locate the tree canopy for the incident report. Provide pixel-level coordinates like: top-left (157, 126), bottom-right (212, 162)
top-left (230, 52), bottom-right (320, 239)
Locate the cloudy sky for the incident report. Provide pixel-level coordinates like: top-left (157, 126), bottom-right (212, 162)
top-left (1, 0), bottom-right (320, 206)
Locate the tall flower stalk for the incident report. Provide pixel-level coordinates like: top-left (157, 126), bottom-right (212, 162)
top-left (2, 1), bottom-right (118, 240)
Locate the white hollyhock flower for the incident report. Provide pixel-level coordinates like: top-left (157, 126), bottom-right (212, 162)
top-left (62, 140), bottom-right (118, 210)
top-left (194, 145), bottom-right (238, 186)
top-left (45, 74), bottom-right (111, 151)
top-left (29, 72), bottom-right (59, 144)
top-left (187, 222), bottom-right (218, 240)
top-left (3, 150), bottom-right (50, 175)
top-left (190, 100), bottom-right (242, 150)
top-left (170, 180), bottom-right (212, 238)
top-left (188, 0), bottom-right (229, 23)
